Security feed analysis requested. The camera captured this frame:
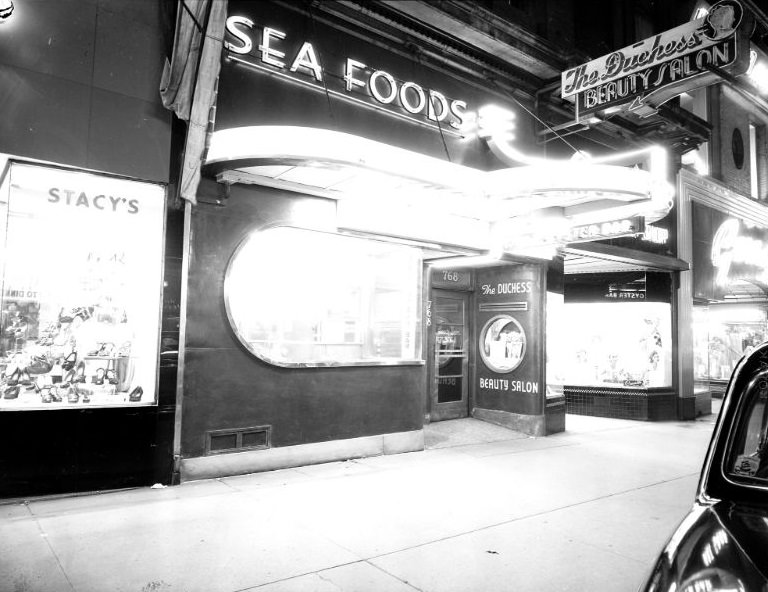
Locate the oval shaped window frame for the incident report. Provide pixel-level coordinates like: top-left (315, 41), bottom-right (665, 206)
top-left (478, 314), bottom-right (527, 373)
top-left (223, 225), bottom-right (424, 368)
top-left (732, 128), bottom-right (745, 170)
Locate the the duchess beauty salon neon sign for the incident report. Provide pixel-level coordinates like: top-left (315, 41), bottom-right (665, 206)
top-left (224, 16), bottom-right (469, 130)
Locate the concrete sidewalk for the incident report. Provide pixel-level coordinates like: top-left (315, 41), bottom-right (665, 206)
top-left (1, 410), bottom-right (718, 592)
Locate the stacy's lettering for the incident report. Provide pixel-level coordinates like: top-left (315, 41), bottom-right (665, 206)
top-left (48, 188), bottom-right (139, 214)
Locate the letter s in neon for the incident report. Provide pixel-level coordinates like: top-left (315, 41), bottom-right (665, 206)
top-left (224, 16), bottom-right (254, 55)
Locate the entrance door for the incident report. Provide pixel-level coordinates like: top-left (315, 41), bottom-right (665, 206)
top-left (429, 290), bottom-right (470, 421)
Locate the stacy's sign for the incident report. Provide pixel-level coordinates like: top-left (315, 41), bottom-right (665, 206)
top-left (224, 11), bottom-right (468, 133)
top-left (561, 1), bottom-right (751, 117)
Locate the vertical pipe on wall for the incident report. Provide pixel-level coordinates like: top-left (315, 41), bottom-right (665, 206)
top-left (172, 198), bottom-right (193, 484)
top-left (676, 172), bottom-right (695, 417)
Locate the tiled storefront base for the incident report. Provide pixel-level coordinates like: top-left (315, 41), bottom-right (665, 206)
top-left (695, 390), bottom-right (712, 416)
top-left (565, 386), bottom-right (677, 421)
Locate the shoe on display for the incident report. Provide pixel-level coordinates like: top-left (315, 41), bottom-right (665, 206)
top-left (73, 361), bottom-right (86, 383)
top-left (4, 367), bottom-right (21, 386)
top-left (28, 355), bottom-right (53, 375)
top-left (19, 369), bottom-right (32, 386)
top-left (59, 306), bottom-right (93, 324)
top-left (74, 384), bottom-right (91, 403)
top-left (61, 351), bottom-right (77, 371)
top-left (128, 386), bottom-right (143, 402)
top-left (3, 385), bottom-right (19, 399)
top-left (105, 365), bottom-right (118, 385)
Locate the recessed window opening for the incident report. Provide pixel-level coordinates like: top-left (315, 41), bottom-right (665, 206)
top-left (225, 226), bottom-right (423, 367)
top-left (680, 90), bottom-right (710, 176)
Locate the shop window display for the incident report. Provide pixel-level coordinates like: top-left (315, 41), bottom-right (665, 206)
top-left (546, 291), bottom-right (566, 398)
top-left (0, 163), bottom-right (165, 409)
top-left (563, 302), bottom-right (672, 388)
top-left (694, 305), bottom-right (767, 382)
top-left (225, 227), bottom-right (422, 366)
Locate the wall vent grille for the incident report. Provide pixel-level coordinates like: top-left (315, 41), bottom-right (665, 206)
top-left (205, 426), bottom-right (271, 455)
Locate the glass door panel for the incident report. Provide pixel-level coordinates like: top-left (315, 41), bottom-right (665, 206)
top-left (430, 290), bottom-right (469, 420)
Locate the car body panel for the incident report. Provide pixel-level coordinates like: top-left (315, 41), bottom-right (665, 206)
top-left (639, 343), bottom-right (768, 591)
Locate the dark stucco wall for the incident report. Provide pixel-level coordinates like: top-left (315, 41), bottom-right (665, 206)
top-left (0, 0), bottom-right (172, 182)
top-left (180, 181), bottom-right (426, 458)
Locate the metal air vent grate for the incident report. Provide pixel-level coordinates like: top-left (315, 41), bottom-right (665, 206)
top-left (205, 426), bottom-right (271, 455)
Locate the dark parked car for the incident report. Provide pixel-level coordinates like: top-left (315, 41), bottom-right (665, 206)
top-left (639, 342), bottom-right (768, 591)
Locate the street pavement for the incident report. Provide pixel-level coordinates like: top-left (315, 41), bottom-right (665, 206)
top-left (1, 408), bottom-right (719, 592)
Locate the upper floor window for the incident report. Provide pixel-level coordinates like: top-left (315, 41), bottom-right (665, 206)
top-left (680, 90), bottom-right (710, 176)
top-left (225, 227), bottom-right (423, 367)
top-left (748, 122), bottom-right (766, 201)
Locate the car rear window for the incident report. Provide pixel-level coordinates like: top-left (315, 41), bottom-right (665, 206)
top-left (728, 369), bottom-right (768, 483)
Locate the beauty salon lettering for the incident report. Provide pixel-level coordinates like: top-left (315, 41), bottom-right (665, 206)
top-left (562, 0), bottom-right (749, 116)
top-left (225, 16), bottom-right (468, 129)
top-left (479, 378), bottom-right (539, 393)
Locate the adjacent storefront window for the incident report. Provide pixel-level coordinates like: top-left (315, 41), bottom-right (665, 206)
top-left (563, 302), bottom-right (673, 388)
top-left (225, 227), bottom-right (422, 366)
top-left (546, 291), bottom-right (566, 397)
top-left (0, 162), bottom-right (165, 409)
top-left (694, 305), bottom-right (767, 382)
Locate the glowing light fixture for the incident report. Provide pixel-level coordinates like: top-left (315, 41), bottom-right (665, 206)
top-left (747, 50), bottom-right (768, 94)
top-left (206, 125), bottom-right (486, 194)
top-left (0, 0), bottom-right (13, 21)
top-left (206, 120), bottom-right (675, 262)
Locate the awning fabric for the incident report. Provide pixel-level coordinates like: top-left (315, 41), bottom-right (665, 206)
top-left (159, 0), bottom-right (227, 204)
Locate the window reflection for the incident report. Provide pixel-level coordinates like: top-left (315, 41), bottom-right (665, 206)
top-left (225, 227), bottom-right (422, 366)
top-left (729, 370), bottom-right (768, 482)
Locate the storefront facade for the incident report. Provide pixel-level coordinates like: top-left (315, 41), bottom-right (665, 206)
top-left (560, 210), bottom-right (687, 420)
top-left (174, 1), bottom-right (677, 481)
top-left (679, 168), bottom-right (768, 404)
top-left (0, 1), bottom-right (178, 498)
top-left (555, 0), bottom-right (764, 422)
top-left (178, 1), bottom-right (549, 481)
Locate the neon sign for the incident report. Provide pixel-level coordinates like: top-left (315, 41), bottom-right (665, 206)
top-left (711, 218), bottom-right (768, 285)
top-left (561, 0), bottom-right (749, 117)
top-left (224, 17), bottom-right (468, 130)
top-left (569, 217), bottom-right (644, 243)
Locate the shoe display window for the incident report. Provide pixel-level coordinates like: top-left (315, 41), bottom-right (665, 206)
top-left (0, 162), bottom-right (165, 409)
